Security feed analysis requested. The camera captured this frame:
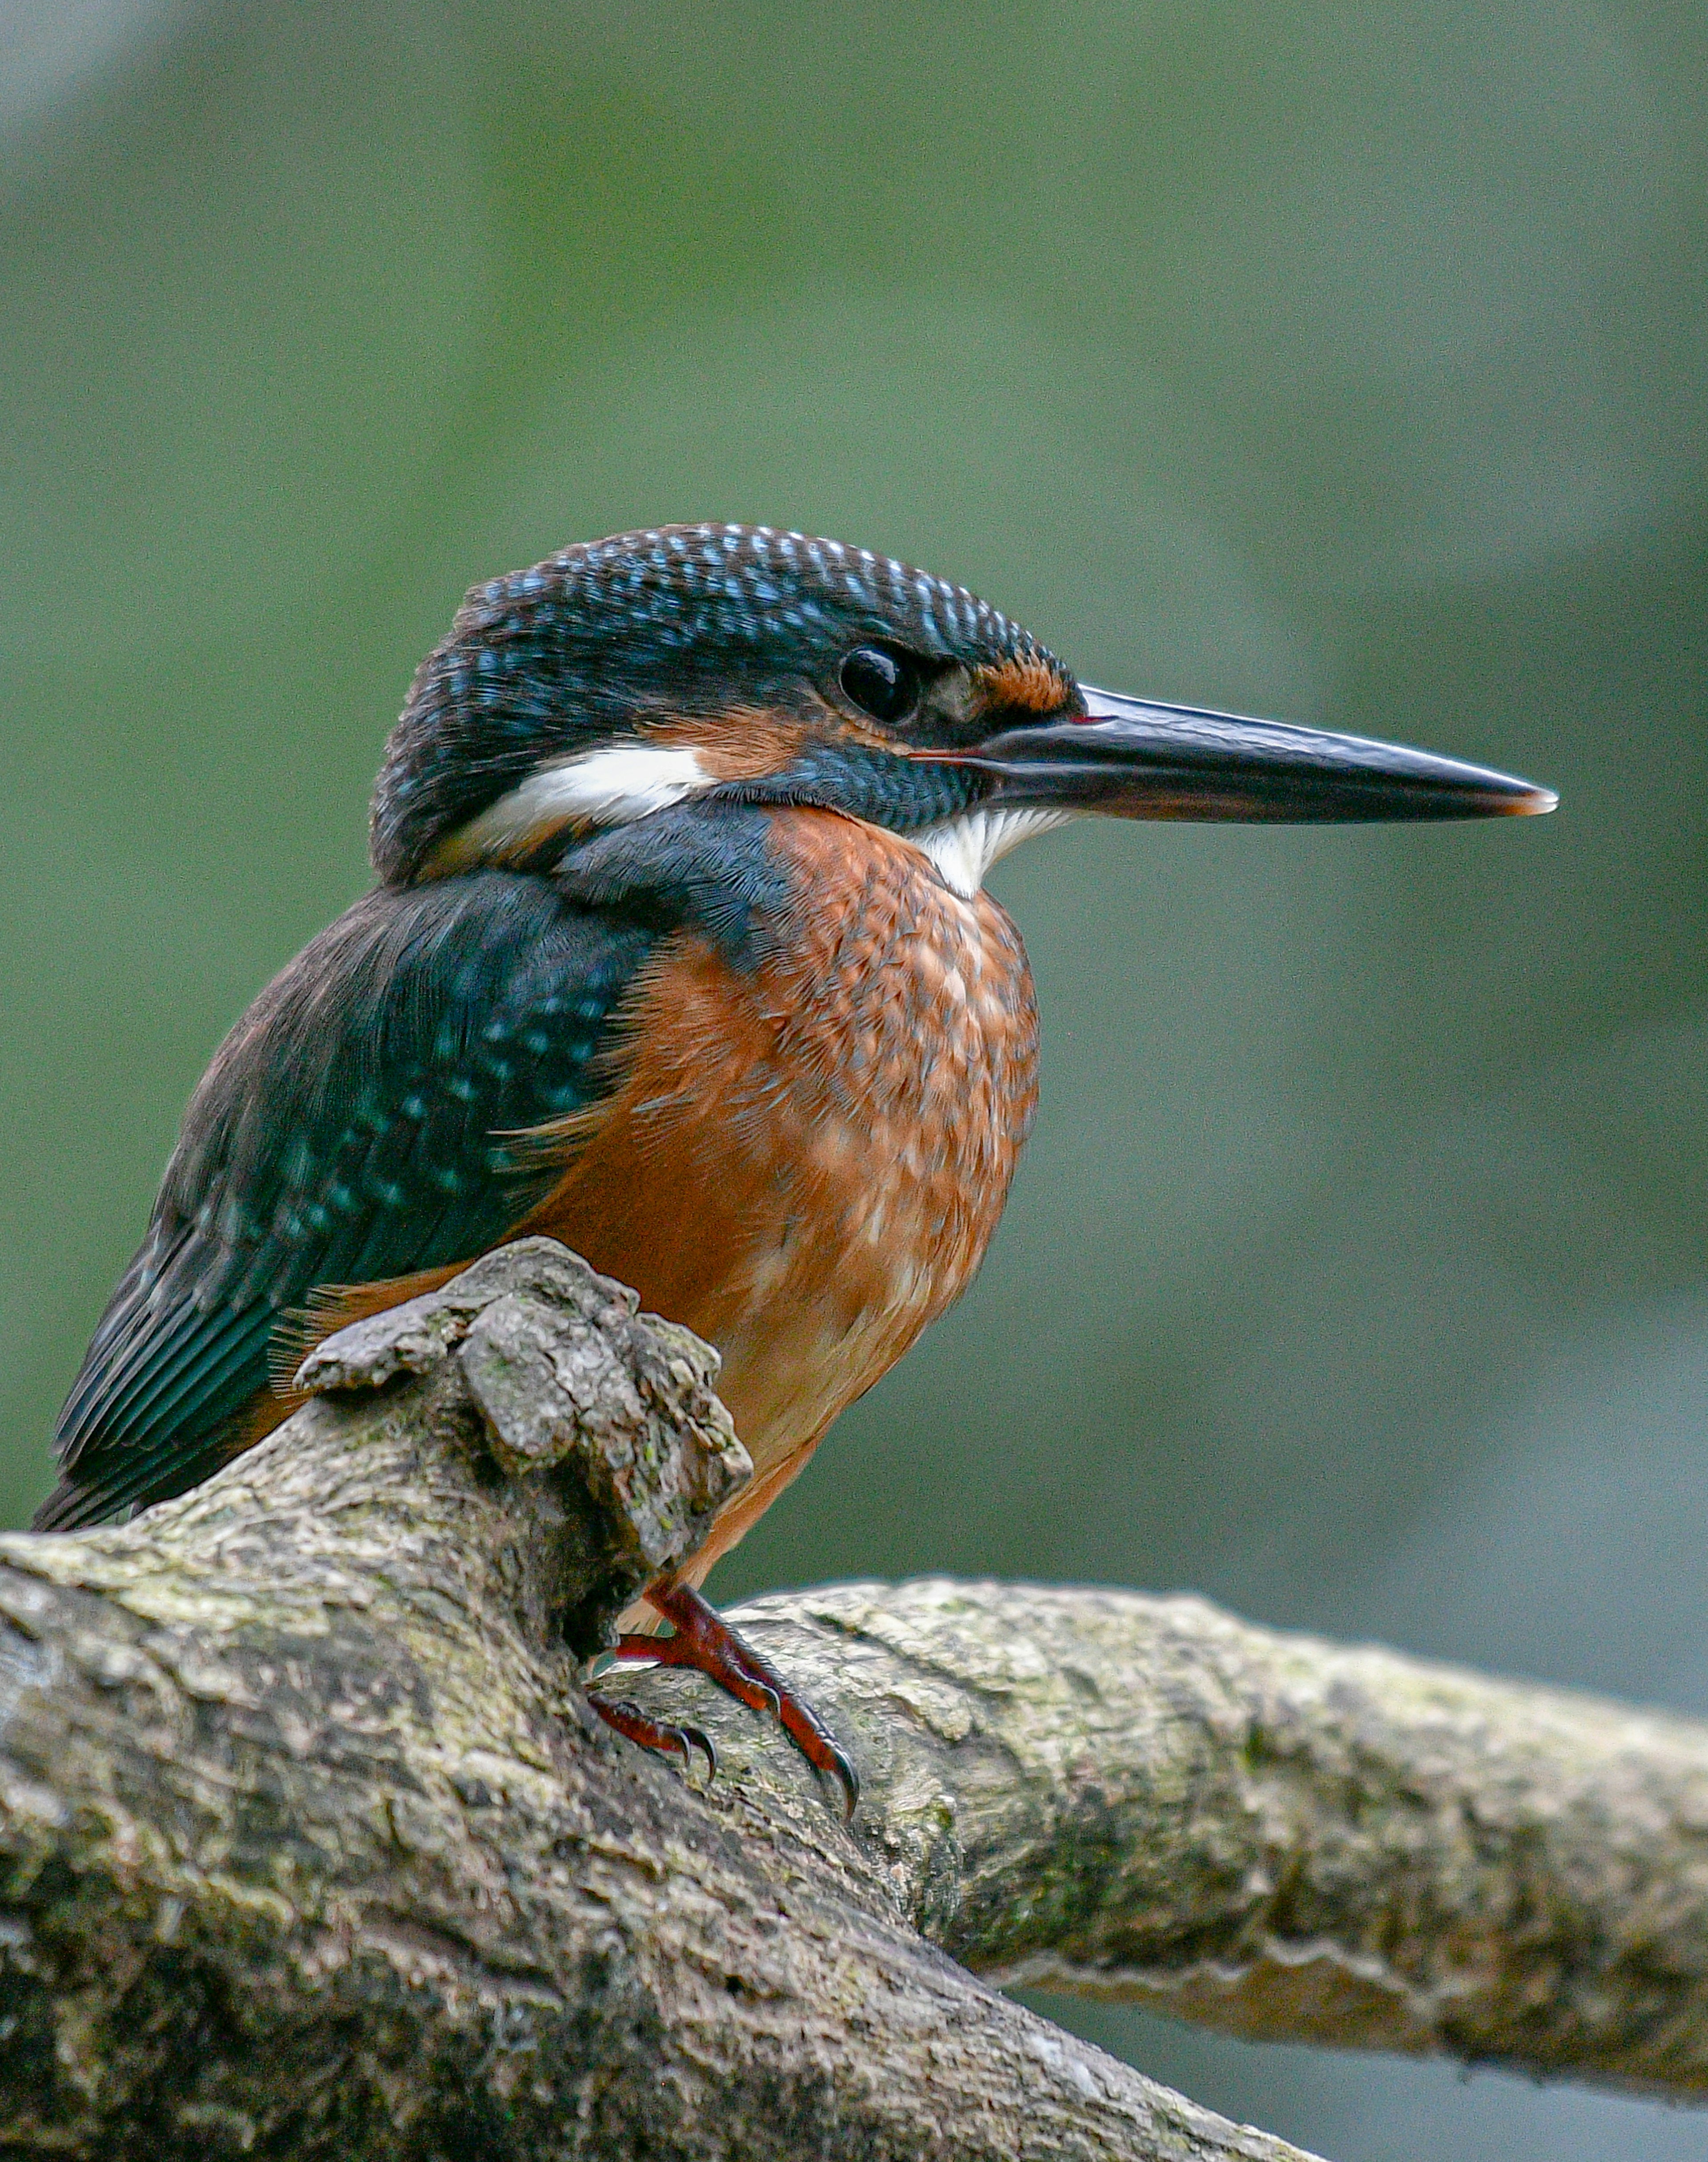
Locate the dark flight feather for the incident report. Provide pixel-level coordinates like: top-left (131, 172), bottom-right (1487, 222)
top-left (38, 871), bottom-right (656, 1530)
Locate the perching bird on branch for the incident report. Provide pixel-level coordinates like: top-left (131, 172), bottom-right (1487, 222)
top-left (37, 524), bottom-right (1553, 1806)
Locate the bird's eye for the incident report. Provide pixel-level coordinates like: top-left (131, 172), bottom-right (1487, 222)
top-left (839, 646), bottom-right (919, 725)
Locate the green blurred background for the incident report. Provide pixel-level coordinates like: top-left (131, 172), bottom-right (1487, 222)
top-left (3, 2), bottom-right (1706, 2154)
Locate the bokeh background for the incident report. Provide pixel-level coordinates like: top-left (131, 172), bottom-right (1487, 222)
top-left (3, 2), bottom-right (1706, 2154)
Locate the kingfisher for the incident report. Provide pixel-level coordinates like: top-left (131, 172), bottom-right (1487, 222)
top-left (37, 524), bottom-right (1554, 1808)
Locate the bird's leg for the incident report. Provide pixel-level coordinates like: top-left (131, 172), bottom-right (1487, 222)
top-left (587, 1694), bottom-right (717, 1785)
top-left (600, 1580), bottom-right (859, 1817)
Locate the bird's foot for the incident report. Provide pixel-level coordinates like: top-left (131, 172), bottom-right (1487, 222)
top-left (604, 1581), bottom-right (859, 1818)
top-left (588, 1693), bottom-right (717, 1785)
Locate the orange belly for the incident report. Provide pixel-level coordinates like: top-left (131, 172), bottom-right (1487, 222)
top-left (520, 808), bottom-right (1039, 1581)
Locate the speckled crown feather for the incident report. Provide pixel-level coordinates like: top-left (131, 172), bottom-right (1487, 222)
top-left (370, 523), bottom-right (1066, 884)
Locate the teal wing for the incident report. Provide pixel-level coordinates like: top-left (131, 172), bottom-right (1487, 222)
top-left (40, 870), bottom-right (654, 1529)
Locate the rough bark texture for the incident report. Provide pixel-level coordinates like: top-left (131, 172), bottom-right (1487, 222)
top-left (0, 1237), bottom-right (1703, 2159)
top-left (653, 1582), bottom-right (1708, 2097)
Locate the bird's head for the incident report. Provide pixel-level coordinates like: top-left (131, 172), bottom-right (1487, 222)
top-left (372, 523), bottom-right (1553, 893)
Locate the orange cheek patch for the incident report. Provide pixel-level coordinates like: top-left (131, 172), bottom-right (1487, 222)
top-left (974, 654), bottom-right (1072, 718)
top-left (642, 708), bottom-right (814, 781)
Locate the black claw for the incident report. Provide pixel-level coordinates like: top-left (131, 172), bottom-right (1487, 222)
top-left (681, 1722), bottom-right (718, 1785)
top-left (825, 1740), bottom-right (859, 1820)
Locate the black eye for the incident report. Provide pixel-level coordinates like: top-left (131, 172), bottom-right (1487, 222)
top-left (839, 645), bottom-right (919, 724)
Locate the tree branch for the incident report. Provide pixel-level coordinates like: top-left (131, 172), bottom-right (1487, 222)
top-left (639, 1581), bottom-right (1708, 2099)
top-left (0, 1238), bottom-right (1702, 2160)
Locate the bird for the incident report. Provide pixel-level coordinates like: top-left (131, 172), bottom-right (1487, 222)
top-left (37, 523), bottom-right (1554, 1808)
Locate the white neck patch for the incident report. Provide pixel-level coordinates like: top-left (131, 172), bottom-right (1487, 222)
top-left (439, 741), bottom-right (715, 868)
top-left (439, 741), bottom-right (1070, 894)
top-left (915, 806), bottom-right (1073, 897)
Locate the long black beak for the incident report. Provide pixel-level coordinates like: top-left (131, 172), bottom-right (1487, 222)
top-left (951, 686), bottom-right (1556, 823)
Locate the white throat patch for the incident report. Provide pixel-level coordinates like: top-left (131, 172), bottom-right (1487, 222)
top-left (914, 807), bottom-right (1073, 898)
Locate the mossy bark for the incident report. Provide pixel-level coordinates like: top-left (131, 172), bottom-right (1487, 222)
top-left (1, 1238), bottom-right (1704, 2158)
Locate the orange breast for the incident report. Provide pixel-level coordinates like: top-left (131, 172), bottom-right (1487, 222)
top-left (521, 808), bottom-right (1039, 1574)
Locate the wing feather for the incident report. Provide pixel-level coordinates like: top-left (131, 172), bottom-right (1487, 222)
top-left (40, 870), bottom-right (653, 1529)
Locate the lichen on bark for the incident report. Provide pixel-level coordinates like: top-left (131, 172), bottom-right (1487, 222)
top-left (0, 1236), bottom-right (1704, 2159)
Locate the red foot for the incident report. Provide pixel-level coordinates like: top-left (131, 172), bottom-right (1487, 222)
top-left (589, 1694), bottom-right (717, 1784)
top-left (608, 1581), bottom-right (859, 1817)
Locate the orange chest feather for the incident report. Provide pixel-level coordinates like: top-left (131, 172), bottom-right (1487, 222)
top-left (523, 812), bottom-right (1039, 1477)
